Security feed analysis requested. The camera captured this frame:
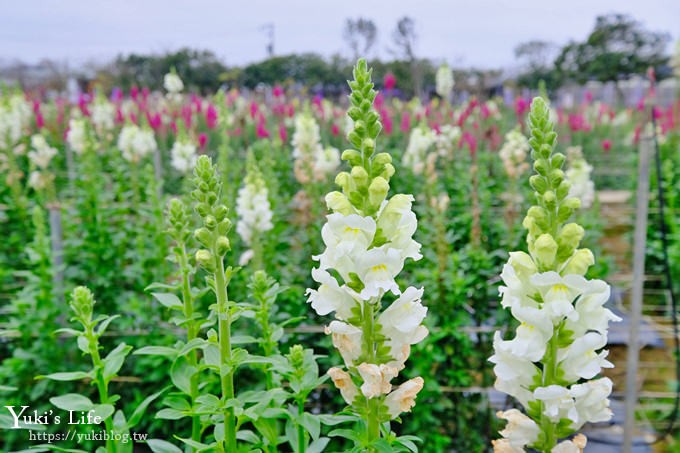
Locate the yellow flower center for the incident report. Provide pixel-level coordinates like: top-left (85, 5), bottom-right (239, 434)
top-left (371, 264), bottom-right (388, 272)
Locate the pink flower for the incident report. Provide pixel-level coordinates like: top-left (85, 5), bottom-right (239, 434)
top-left (130, 86), bottom-right (139, 101)
top-left (331, 123), bottom-right (340, 137)
top-left (36, 110), bottom-right (45, 129)
top-left (205, 104), bottom-right (218, 129)
top-left (273, 85), bottom-right (284, 98)
top-left (250, 101), bottom-right (259, 119)
top-left (460, 131), bottom-right (477, 156)
top-left (278, 123), bottom-right (288, 142)
top-left (514, 97), bottom-right (529, 117)
top-left (602, 139), bottom-right (612, 153)
top-left (256, 120), bottom-right (270, 138)
top-left (380, 108), bottom-right (392, 135)
top-left (384, 72), bottom-right (396, 90)
top-left (400, 111), bottom-right (411, 133)
top-left (584, 91), bottom-right (593, 103)
top-left (146, 112), bottom-right (162, 131)
top-left (181, 105), bottom-right (193, 129)
top-left (198, 132), bottom-right (208, 149)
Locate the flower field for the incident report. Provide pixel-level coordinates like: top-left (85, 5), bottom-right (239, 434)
top-left (1, 58), bottom-right (680, 453)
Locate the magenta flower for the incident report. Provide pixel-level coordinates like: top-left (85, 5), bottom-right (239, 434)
top-left (198, 132), bottom-right (208, 149)
top-left (206, 104), bottom-right (218, 129)
top-left (130, 86), bottom-right (139, 101)
top-left (273, 85), bottom-right (284, 97)
top-left (278, 123), bottom-right (288, 142)
top-left (331, 123), bottom-right (340, 137)
top-left (400, 111), bottom-right (411, 133)
top-left (602, 139), bottom-right (612, 153)
top-left (384, 72), bottom-right (396, 90)
top-left (256, 120), bottom-right (270, 138)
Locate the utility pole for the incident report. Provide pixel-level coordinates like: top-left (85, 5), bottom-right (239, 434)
top-left (260, 23), bottom-right (274, 58)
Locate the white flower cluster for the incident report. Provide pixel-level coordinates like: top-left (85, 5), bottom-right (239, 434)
top-left (236, 167), bottom-right (274, 247)
top-left (435, 63), bottom-right (454, 100)
top-left (0, 95), bottom-right (32, 150)
top-left (565, 146), bottom-right (595, 209)
top-left (434, 125), bottom-right (462, 159)
top-left (499, 128), bottom-right (530, 179)
top-left (66, 118), bottom-right (88, 155)
top-left (490, 97), bottom-right (620, 452)
top-left (91, 98), bottom-right (116, 133)
top-left (164, 72), bottom-right (184, 94)
top-left (117, 125), bottom-right (157, 163)
top-left (291, 114), bottom-right (339, 183)
top-left (170, 139), bottom-right (198, 173)
top-left (308, 194), bottom-right (427, 418)
top-left (27, 134), bottom-right (58, 191)
top-left (402, 126), bottom-right (435, 175)
top-left (490, 250), bottom-right (620, 451)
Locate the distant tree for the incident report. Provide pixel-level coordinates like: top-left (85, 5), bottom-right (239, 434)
top-left (343, 18), bottom-right (378, 60)
top-left (554, 13), bottom-right (670, 84)
top-left (112, 48), bottom-right (227, 93)
top-left (390, 16), bottom-right (422, 97)
top-left (514, 40), bottom-right (558, 89)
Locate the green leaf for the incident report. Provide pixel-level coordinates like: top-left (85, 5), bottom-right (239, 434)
top-left (147, 439), bottom-right (183, 453)
top-left (37, 371), bottom-right (90, 381)
top-left (301, 412), bottom-right (321, 440)
top-left (50, 394), bottom-right (93, 411)
top-left (175, 437), bottom-right (215, 452)
top-left (231, 335), bottom-right (259, 345)
top-left (236, 429), bottom-right (260, 444)
top-left (170, 356), bottom-right (196, 395)
top-left (92, 404), bottom-right (115, 421)
top-left (95, 315), bottom-right (120, 336)
top-left (152, 292), bottom-right (183, 310)
top-left (127, 386), bottom-right (170, 429)
top-left (103, 343), bottom-right (133, 380)
top-left (308, 438), bottom-right (331, 453)
top-left (178, 338), bottom-right (207, 356)
top-left (328, 428), bottom-right (360, 442)
top-left (133, 346), bottom-right (178, 358)
top-left (156, 408), bottom-right (187, 420)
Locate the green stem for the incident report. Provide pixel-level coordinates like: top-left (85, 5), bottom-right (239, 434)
top-left (540, 326), bottom-right (560, 451)
top-left (87, 328), bottom-right (116, 453)
top-left (362, 302), bottom-right (381, 449)
top-left (178, 245), bottom-right (200, 452)
top-left (214, 256), bottom-right (236, 451)
top-left (297, 397), bottom-right (306, 453)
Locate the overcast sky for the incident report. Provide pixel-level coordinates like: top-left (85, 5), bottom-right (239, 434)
top-left (1, 0), bottom-right (678, 69)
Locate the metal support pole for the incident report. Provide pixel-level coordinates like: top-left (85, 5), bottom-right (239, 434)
top-left (623, 134), bottom-right (652, 451)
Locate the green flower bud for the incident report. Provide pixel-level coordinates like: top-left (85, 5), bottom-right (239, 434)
top-left (362, 138), bottom-right (375, 156)
top-left (216, 236), bottom-right (230, 256)
top-left (351, 166), bottom-right (369, 188)
top-left (196, 202), bottom-right (210, 217)
top-left (551, 152), bottom-right (566, 169)
top-left (195, 249), bottom-right (215, 271)
top-left (562, 249), bottom-right (594, 276)
top-left (530, 175), bottom-right (548, 194)
top-left (214, 205), bottom-right (229, 222)
top-left (373, 153), bottom-right (392, 165)
top-left (326, 191), bottom-right (355, 215)
top-left (381, 163), bottom-right (395, 180)
top-left (533, 233), bottom-right (558, 269)
top-left (194, 227), bottom-right (212, 247)
top-left (368, 176), bottom-right (389, 207)
top-left (556, 180), bottom-right (571, 201)
top-left (558, 223), bottom-right (585, 250)
top-left (287, 344), bottom-right (305, 370)
top-left (543, 190), bottom-right (556, 208)
top-left (550, 169), bottom-right (565, 188)
top-left (335, 172), bottom-right (351, 192)
top-left (69, 286), bottom-right (95, 323)
top-left (341, 149), bottom-right (362, 166)
top-left (205, 215), bottom-right (217, 230)
top-left (563, 197), bottom-right (581, 210)
top-left (533, 159), bottom-right (549, 176)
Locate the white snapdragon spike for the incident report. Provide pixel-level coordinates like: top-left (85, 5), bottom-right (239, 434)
top-left (565, 146), bottom-right (595, 209)
top-left (66, 118), bottom-right (88, 154)
top-left (435, 124), bottom-right (462, 158)
top-left (91, 99), bottom-right (116, 133)
top-left (235, 160), bottom-right (274, 251)
top-left (307, 59), bottom-right (426, 446)
top-left (0, 94), bottom-right (32, 149)
top-left (291, 113), bottom-right (338, 183)
top-left (28, 135), bottom-right (57, 169)
top-left (491, 98), bottom-right (619, 452)
top-left (435, 63), bottom-right (454, 100)
top-left (170, 139), bottom-right (198, 173)
top-left (164, 72), bottom-right (184, 94)
top-left (117, 125), bottom-right (157, 163)
top-left (402, 126), bottom-right (435, 175)
top-left (499, 128), bottom-right (530, 179)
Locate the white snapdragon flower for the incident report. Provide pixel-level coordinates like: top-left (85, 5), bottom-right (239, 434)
top-left (66, 118), bottom-right (88, 154)
top-left (235, 170), bottom-right (273, 247)
top-left (499, 129), bottom-right (530, 179)
top-left (291, 114), bottom-right (338, 182)
top-left (493, 409), bottom-right (541, 451)
top-left (164, 72), bottom-right (184, 93)
top-left (28, 135), bottom-right (57, 169)
top-left (325, 321), bottom-right (362, 367)
top-left (328, 367), bottom-right (359, 405)
top-left (435, 63), bottom-right (454, 100)
top-left (357, 363), bottom-right (398, 398)
top-left (384, 377), bottom-right (424, 419)
top-left (565, 146), bottom-right (595, 209)
top-left (402, 126), bottom-right (435, 175)
top-left (91, 99), bottom-right (116, 132)
top-left (170, 139), bottom-right (197, 173)
top-left (0, 95), bottom-right (32, 149)
top-left (435, 124), bottom-right (462, 158)
top-left (117, 125), bottom-right (156, 163)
